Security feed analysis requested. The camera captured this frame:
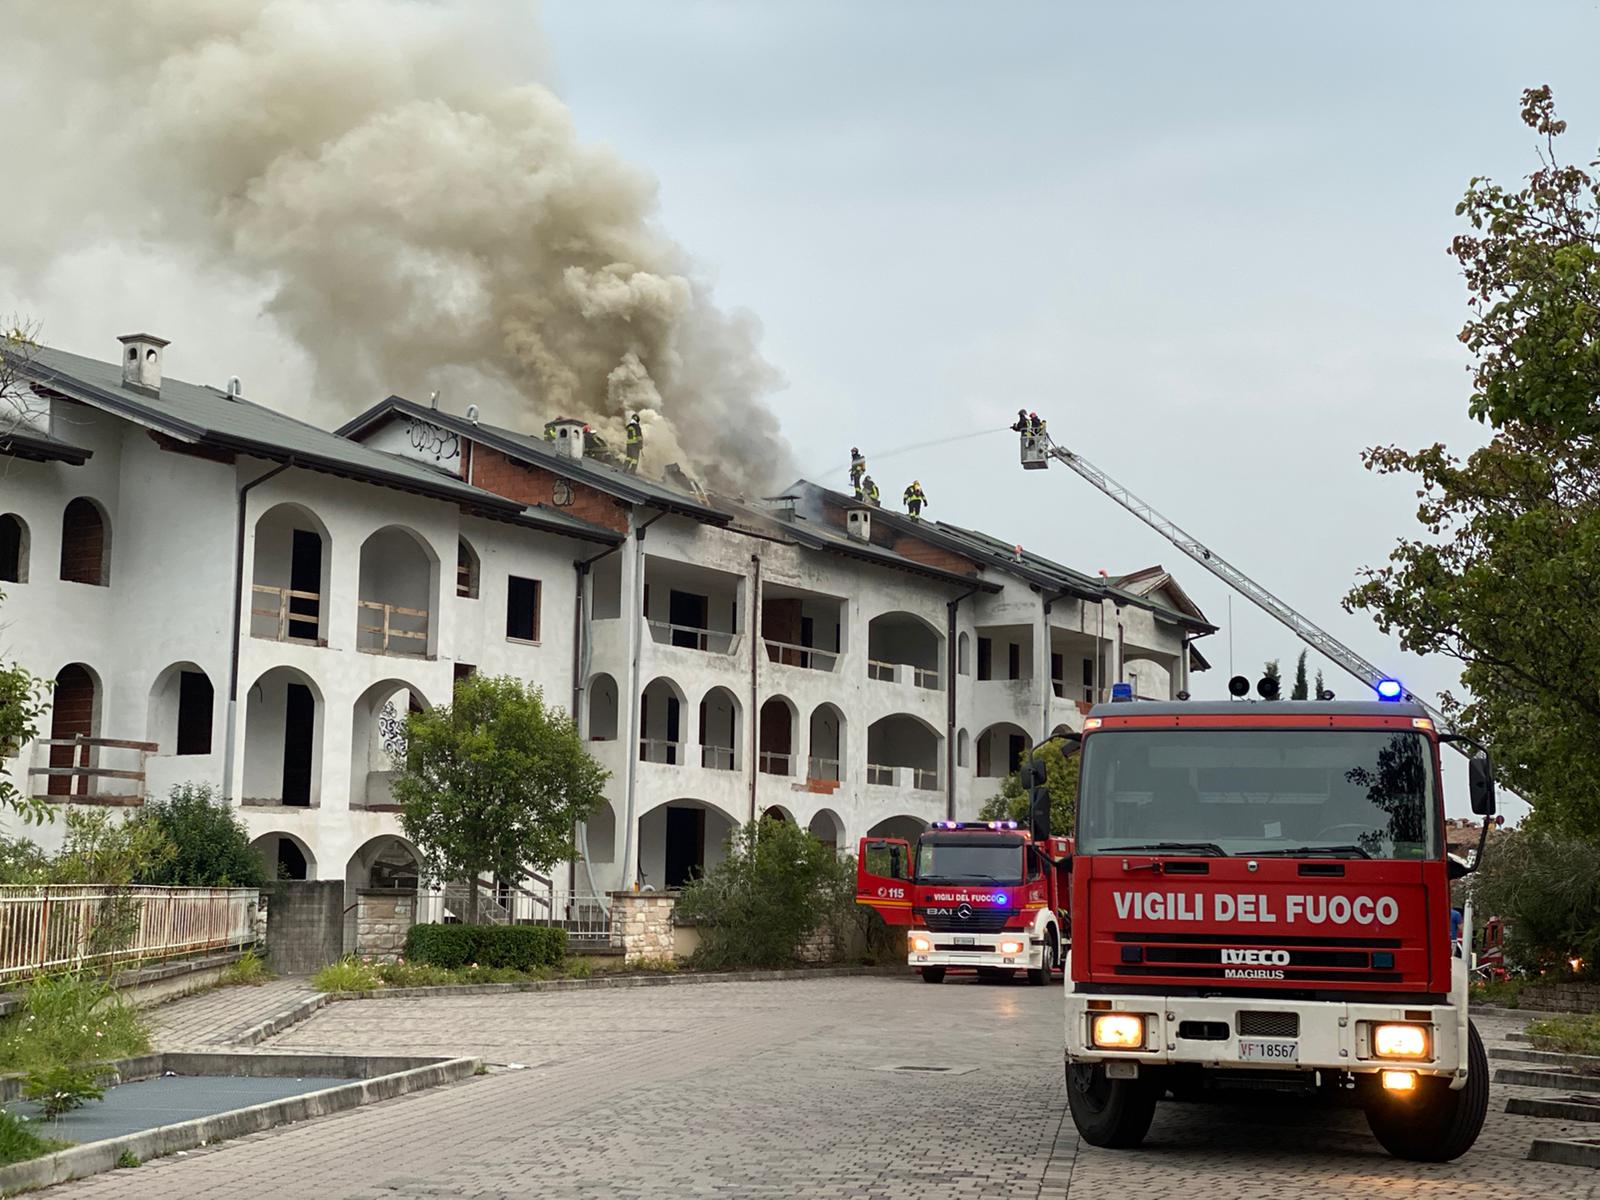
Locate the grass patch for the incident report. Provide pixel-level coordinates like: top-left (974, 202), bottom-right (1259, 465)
top-left (0, 1109), bottom-right (66, 1167)
top-left (116, 1149), bottom-right (140, 1168)
top-left (310, 957), bottom-right (382, 993)
top-left (1526, 1012), bottom-right (1600, 1057)
top-left (0, 972), bottom-right (149, 1073)
top-left (1471, 978), bottom-right (1525, 1009)
top-left (311, 953), bottom-right (668, 994)
top-left (219, 948), bottom-right (273, 988)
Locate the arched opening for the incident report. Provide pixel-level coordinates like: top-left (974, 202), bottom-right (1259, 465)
top-left (807, 703), bottom-right (845, 783)
top-left (1123, 656), bottom-right (1174, 701)
top-left (637, 799), bottom-right (739, 889)
top-left (346, 834), bottom-right (422, 893)
top-left (758, 695), bottom-right (798, 776)
top-left (584, 800), bottom-right (617, 864)
top-left (456, 537), bottom-right (480, 599)
top-left (1049, 723), bottom-right (1076, 741)
top-left (350, 680), bottom-right (428, 810)
top-left (251, 503), bottom-right (330, 644)
top-left (147, 662), bottom-right (215, 756)
top-left (808, 808), bottom-right (844, 851)
top-left (976, 723), bottom-right (1031, 779)
top-left (957, 727), bottom-right (970, 768)
top-left (761, 805), bottom-right (793, 823)
top-left (346, 834), bottom-right (424, 946)
top-left (866, 611), bottom-right (942, 689)
top-left (59, 498), bottom-right (109, 586)
top-left (249, 832), bottom-right (316, 881)
top-left (0, 514), bottom-right (28, 584)
top-left (243, 667), bottom-right (323, 806)
top-left (639, 677), bottom-right (686, 764)
top-left (698, 686), bottom-right (740, 771)
top-left (957, 631), bottom-right (971, 676)
top-left (866, 714), bottom-right (942, 791)
top-left (587, 673), bottom-right (619, 741)
top-left (867, 814), bottom-right (928, 842)
top-left (47, 663), bottom-right (101, 797)
top-left (357, 526), bottom-right (438, 656)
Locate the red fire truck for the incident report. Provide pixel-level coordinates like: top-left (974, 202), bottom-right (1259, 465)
top-left (1061, 694), bottom-right (1497, 1162)
top-left (856, 819), bottom-right (1070, 984)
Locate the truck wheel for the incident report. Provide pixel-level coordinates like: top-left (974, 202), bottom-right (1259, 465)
top-left (1364, 1020), bottom-right (1489, 1162)
top-left (1066, 1061), bottom-right (1160, 1149)
top-left (920, 967), bottom-right (946, 984)
top-left (1029, 930), bottom-right (1058, 986)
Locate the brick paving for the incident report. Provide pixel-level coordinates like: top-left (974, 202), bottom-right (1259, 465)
top-left (54, 977), bottom-right (1600, 1198)
top-left (146, 977), bottom-right (319, 1048)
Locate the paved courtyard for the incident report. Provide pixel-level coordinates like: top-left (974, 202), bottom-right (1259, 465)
top-left (54, 975), bottom-right (1600, 1198)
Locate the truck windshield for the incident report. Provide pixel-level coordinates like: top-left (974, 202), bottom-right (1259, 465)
top-left (1077, 729), bottom-right (1438, 860)
top-left (916, 838), bottom-right (1024, 883)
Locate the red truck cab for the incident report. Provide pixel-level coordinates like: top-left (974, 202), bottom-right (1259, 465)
top-left (1063, 698), bottom-right (1496, 1162)
top-left (857, 821), bottom-right (1070, 984)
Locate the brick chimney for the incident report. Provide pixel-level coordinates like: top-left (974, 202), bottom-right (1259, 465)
top-left (117, 333), bottom-right (169, 396)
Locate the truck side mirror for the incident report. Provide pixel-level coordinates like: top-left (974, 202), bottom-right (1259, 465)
top-left (1468, 754), bottom-right (1496, 817)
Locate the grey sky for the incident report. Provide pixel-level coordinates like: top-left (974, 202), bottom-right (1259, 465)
top-left (9, 1), bottom-right (1599, 818)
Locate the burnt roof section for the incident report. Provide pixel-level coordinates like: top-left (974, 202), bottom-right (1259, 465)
top-left (20, 345), bottom-right (620, 545)
top-left (337, 395), bottom-right (728, 525)
top-left (1088, 699), bottom-right (1429, 720)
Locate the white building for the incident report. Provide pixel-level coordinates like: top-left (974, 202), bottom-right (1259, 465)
top-left (1, 335), bottom-right (1212, 921)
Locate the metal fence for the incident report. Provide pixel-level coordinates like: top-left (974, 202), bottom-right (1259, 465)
top-left (0, 885), bottom-right (259, 982)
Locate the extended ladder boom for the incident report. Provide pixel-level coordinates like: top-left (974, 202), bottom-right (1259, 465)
top-left (1019, 432), bottom-right (1455, 734)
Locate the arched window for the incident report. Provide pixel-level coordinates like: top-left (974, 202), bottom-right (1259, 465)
top-left (456, 537), bottom-right (480, 599)
top-left (0, 514), bottom-right (26, 584)
top-left (59, 498), bottom-right (109, 585)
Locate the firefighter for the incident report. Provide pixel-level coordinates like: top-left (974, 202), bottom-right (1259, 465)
top-left (849, 447), bottom-right (867, 496)
top-left (1010, 408), bottom-right (1030, 433)
top-left (862, 475), bottom-right (880, 506)
top-left (1029, 411), bottom-right (1046, 436)
top-left (625, 413), bottom-right (643, 473)
top-left (544, 424), bottom-right (557, 442)
top-left (903, 479), bottom-right (928, 520)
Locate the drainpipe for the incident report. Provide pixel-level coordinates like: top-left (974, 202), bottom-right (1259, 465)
top-left (619, 512), bottom-right (667, 891)
top-left (1041, 589), bottom-right (1072, 744)
top-left (945, 586), bottom-right (977, 820)
top-left (224, 458), bottom-right (294, 802)
top-left (749, 553), bottom-right (762, 825)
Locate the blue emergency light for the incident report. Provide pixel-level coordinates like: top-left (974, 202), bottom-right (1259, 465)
top-left (1110, 682), bottom-right (1134, 702)
top-left (1375, 678), bottom-right (1404, 702)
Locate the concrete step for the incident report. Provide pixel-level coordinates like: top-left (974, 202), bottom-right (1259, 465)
top-left (1496, 1066), bottom-right (1600, 1094)
top-left (1507, 1094), bottom-right (1600, 1123)
top-left (1491, 1046), bottom-right (1600, 1071)
top-left (1527, 1136), bottom-right (1600, 1169)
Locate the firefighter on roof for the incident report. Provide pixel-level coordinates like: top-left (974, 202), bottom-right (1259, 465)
top-left (903, 480), bottom-right (928, 519)
top-left (850, 447), bottom-right (867, 497)
top-left (862, 475), bottom-right (880, 505)
top-left (625, 413), bottom-right (643, 473)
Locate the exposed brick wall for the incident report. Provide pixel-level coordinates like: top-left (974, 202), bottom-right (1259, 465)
top-left (888, 534), bottom-right (981, 577)
top-left (59, 498), bottom-right (107, 585)
top-left (468, 444), bottom-right (629, 534)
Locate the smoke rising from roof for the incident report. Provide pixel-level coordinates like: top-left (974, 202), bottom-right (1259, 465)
top-left (3, 0), bottom-right (790, 494)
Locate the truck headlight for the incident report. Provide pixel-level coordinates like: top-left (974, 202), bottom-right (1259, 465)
top-left (1372, 1023), bottom-right (1430, 1059)
top-left (998, 939), bottom-right (1025, 956)
top-left (1091, 1013), bottom-right (1145, 1050)
top-left (910, 935), bottom-right (932, 954)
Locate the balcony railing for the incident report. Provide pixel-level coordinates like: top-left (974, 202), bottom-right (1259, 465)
top-left (701, 745), bottom-right (736, 771)
top-left (867, 660), bottom-right (940, 689)
top-left (866, 763), bottom-right (940, 791)
top-left (763, 639), bottom-right (839, 672)
top-left (250, 584), bottom-right (321, 643)
top-left (758, 750), bottom-right (793, 776)
top-left (807, 755), bottom-right (841, 783)
top-left (646, 621), bottom-right (740, 654)
top-left (639, 738), bottom-right (684, 765)
top-left (31, 736), bottom-right (157, 803)
top-left (357, 600), bottom-right (429, 656)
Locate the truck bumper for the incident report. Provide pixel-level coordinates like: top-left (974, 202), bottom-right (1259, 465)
top-left (909, 930), bottom-right (1043, 971)
top-left (1065, 990), bottom-right (1466, 1084)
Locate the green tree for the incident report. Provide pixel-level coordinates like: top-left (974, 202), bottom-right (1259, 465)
top-left (1314, 668), bottom-right (1327, 701)
top-left (979, 737), bottom-right (1081, 835)
top-left (1261, 658), bottom-right (1282, 700)
top-left (0, 593), bottom-right (49, 826)
top-left (675, 817), bottom-right (854, 968)
top-left (1291, 651), bottom-right (1310, 701)
top-left (1346, 86), bottom-right (1600, 835)
top-left (395, 674), bottom-right (606, 922)
top-left (136, 784), bottom-right (265, 887)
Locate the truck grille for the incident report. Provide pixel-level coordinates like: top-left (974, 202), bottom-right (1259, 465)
top-left (1237, 1011), bottom-right (1299, 1038)
top-left (920, 908), bottom-right (1015, 933)
top-left (1112, 930), bottom-right (1403, 984)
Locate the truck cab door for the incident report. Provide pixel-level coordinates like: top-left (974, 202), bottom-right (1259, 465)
top-left (855, 837), bottom-right (914, 926)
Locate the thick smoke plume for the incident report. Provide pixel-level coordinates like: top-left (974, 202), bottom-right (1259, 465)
top-left (3, 0), bottom-right (790, 494)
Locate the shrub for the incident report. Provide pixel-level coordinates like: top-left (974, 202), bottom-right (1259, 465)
top-left (137, 784), bottom-right (265, 888)
top-left (563, 956), bottom-right (593, 980)
top-left (403, 923), bottom-right (566, 971)
top-left (115, 1150), bottom-right (140, 1168)
top-left (220, 948), bottom-right (272, 987)
top-left (1526, 1013), bottom-right (1600, 1057)
top-left (1468, 827), bottom-right (1600, 977)
top-left (23, 1064), bottom-right (104, 1118)
top-left (311, 956), bottom-right (381, 993)
top-left (0, 1110), bottom-right (64, 1166)
top-left (0, 972), bottom-right (149, 1072)
top-left (675, 817), bottom-right (854, 969)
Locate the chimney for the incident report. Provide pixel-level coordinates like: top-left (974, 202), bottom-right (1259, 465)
top-left (846, 506), bottom-right (872, 543)
top-left (117, 333), bottom-right (169, 396)
top-left (543, 417), bottom-right (587, 460)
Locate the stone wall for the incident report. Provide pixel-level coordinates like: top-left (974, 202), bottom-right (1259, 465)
top-left (1519, 979), bottom-right (1600, 1013)
top-left (356, 890), bottom-right (416, 962)
top-left (610, 890), bottom-right (679, 964)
